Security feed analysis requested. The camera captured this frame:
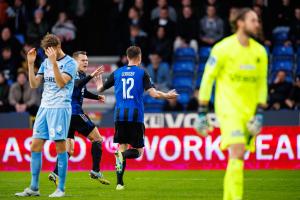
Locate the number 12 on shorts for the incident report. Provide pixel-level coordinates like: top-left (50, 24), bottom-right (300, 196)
top-left (122, 78), bottom-right (134, 99)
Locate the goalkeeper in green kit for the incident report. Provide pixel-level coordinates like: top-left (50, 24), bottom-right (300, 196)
top-left (196, 8), bottom-right (268, 200)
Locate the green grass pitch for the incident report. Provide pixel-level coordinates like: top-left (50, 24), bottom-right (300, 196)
top-left (0, 170), bottom-right (299, 200)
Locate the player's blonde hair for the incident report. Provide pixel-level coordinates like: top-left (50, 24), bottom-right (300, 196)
top-left (40, 33), bottom-right (61, 49)
top-left (231, 8), bottom-right (253, 32)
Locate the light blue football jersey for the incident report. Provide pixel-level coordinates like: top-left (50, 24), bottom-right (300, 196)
top-left (37, 55), bottom-right (77, 108)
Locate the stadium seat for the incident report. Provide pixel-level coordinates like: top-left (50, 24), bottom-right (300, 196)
top-left (296, 59), bottom-right (300, 75)
top-left (144, 94), bottom-right (165, 112)
top-left (173, 61), bottom-right (195, 76)
top-left (272, 45), bottom-right (294, 57)
top-left (272, 26), bottom-right (289, 45)
top-left (265, 46), bottom-right (271, 56)
top-left (272, 46), bottom-right (294, 66)
top-left (197, 63), bottom-right (206, 73)
top-left (272, 60), bottom-right (294, 72)
top-left (174, 47), bottom-right (196, 61)
top-left (196, 76), bottom-right (202, 88)
top-left (15, 34), bottom-right (25, 45)
top-left (172, 76), bottom-right (193, 89)
top-left (199, 46), bottom-right (212, 63)
top-left (177, 92), bottom-right (191, 105)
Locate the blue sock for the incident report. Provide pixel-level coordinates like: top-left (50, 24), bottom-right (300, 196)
top-left (30, 152), bottom-right (42, 191)
top-left (57, 152), bottom-right (68, 192)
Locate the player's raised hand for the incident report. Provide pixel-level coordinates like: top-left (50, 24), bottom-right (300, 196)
top-left (94, 74), bottom-right (103, 92)
top-left (98, 95), bottom-right (105, 103)
top-left (166, 89), bottom-right (179, 99)
top-left (45, 47), bottom-right (57, 65)
top-left (27, 48), bottom-right (37, 66)
top-left (91, 65), bottom-right (104, 77)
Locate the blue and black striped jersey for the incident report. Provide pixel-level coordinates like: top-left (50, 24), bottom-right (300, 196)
top-left (71, 71), bottom-right (98, 115)
top-left (102, 65), bottom-right (154, 123)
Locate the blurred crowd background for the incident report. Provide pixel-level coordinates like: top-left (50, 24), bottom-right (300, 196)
top-left (0, 0), bottom-right (300, 115)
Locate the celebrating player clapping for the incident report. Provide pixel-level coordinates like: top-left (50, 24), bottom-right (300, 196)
top-left (48, 51), bottom-right (110, 187)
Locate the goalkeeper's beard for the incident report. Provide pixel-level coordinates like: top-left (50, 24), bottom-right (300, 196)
top-left (244, 28), bottom-right (258, 40)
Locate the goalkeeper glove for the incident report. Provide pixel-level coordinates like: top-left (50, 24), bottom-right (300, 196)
top-left (247, 113), bottom-right (263, 136)
top-left (195, 105), bottom-right (211, 137)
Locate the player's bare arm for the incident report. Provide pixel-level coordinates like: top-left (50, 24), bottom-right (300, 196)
top-left (46, 47), bottom-right (71, 88)
top-left (27, 48), bottom-right (43, 88)
top-left (147, 88), bottom-right (178, 99)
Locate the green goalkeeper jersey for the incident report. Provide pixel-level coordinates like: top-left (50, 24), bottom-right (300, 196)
top-left (199, 34), bottom-right (268, 118)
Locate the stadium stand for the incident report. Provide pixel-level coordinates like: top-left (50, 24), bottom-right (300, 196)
top-left (1, 0), bottom-right (300, 115)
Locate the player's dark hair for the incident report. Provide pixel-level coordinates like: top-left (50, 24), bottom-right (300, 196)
top-left (73, 51), bottom-right (87, 58)
top-left (126, 46), bottom-right (141, 60)
top-left (231, 8), bottom-right (253, 32)
top-left (40, 33), bottom-right (61, 49)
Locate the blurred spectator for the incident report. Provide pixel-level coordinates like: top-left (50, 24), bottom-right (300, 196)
top-left (116, 55), bottom-right (128, 68)
top-left (150, 26), bottom-right (173, 62)
top-left (180, 0), bottom-right (192, 8)
top-left (134, 0), bottom-right (149, 21)
top-left (186, 89), bottom-right (199, 111)
top-left (109, 0), bottom-right (133, 54)
top-left (0, 71), bottom-right (10, 112)
top-left (8, 71), bottom-right (38, 115)
top-left (285, 75), bottom-right (300, 110)
top-left (289, 8), bottom-right (300, 46)
top-left (124, 25), bottom-right (148, 62)
top-left (199, 5), bottom-right (224, 46)
top-left (252, 4), bottom-right (271, 46)
top-left (225, 6), bottom-right (238, 34)
top-left (268, 70), bottom-right (293, 110)
top-left (174, 5), bottom-right (198, 52)
top-left (151, 0), bottom-right (177, 22)
top-left (51, 12), bottom-right (76, 54)
top-left (127, 6), bottom-right (146, 33)
top-left (26, 9), bottom-right (49, 46)
top-left (274, 0), bottom-right (293, 27)
top-left (200, 0), bottom-right (223, 18)
top-left (0, 47), bottom-right (19, 81)
top-left (254, 0), bottom-right (272, 43)
top-left (6, 0), bottom-right (28, 34)
top-left (20, 42), bottom-right (41, 71)
top-left (0, 0), bottom-right (9, 26)
top-left (163, 97), bottom-right (184, 111)
top-left (35, 0), bottom-right (53, 23)
top-left (70, 0), bottom-right (91, 18)
top-left (69, 0), bottom-right (91, 50)
top-left (0, 27), bottom-right (22, 58)
top-left (147, 53), bottom-right (170, 91)
top-left (151, 6), bottom-right (176, 40)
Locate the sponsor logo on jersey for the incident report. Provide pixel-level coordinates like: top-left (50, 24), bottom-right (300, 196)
top-left (207, 56), bottom-right (217, 67)
top-left (44, 77), bottom-right (56, 83)
top-left (240, 65), bottom-right (255, 70)
top-left (231, 130), bottom-right (243, 137)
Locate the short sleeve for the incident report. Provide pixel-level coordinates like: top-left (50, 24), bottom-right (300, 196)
top-left (143, 69), bottom-right (154, 90)
top-left (37, 61), bottom-right (46, 75)
top-left (62, 59), bottom-right (77, 79)
top-left (102, 72), bottom-right (115, 91)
